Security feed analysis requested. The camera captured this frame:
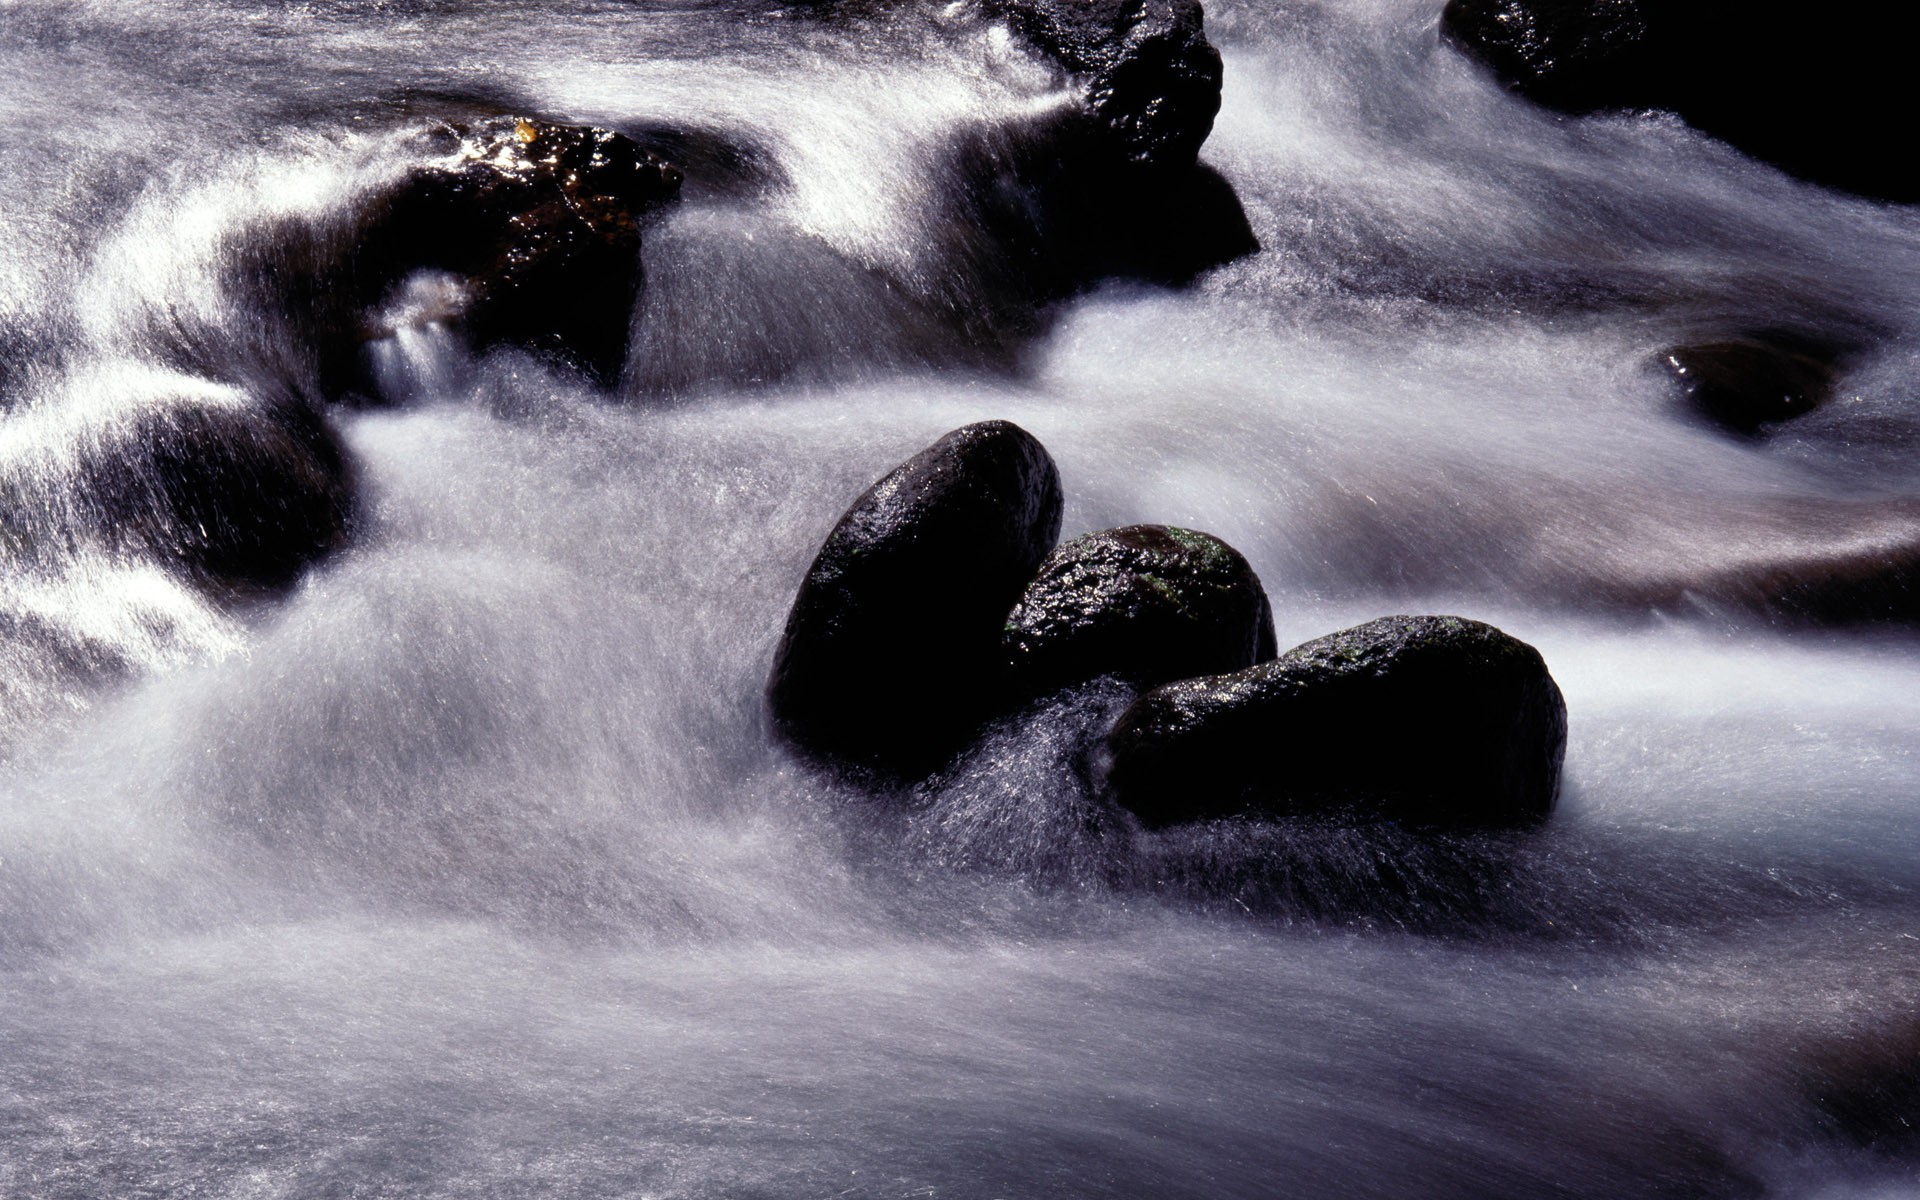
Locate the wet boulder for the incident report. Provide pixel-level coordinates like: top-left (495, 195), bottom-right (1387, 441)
top-left (1004, 524), bottom-right (1276, 698)
top-left (1439, 0), bottom-right (1916, 202)
top-left (1660, 334), bottom-right (1842, 436)
top-left (1103, 615), bottom-right (1567, 830)
top-left (942, 113), bottom-right (1257, 308)
top-left (768, 420), bottom-right (1064, 775)
top-left (983, 0), bottom-right (1223, 171)
top-left (337, 116), bottom-right (683, 390)
top-left (83, 392), bottom-right (354, 595)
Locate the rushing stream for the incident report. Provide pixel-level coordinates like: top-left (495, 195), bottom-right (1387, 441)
top-left (5, 0), bottom-right (1920, 1196)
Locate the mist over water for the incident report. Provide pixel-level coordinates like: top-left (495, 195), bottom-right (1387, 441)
top-left (6, 0), bottom-right (1920, 1196)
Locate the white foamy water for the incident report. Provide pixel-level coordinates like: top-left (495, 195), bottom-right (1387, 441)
top-left (5, 0), bottom-right (1920, 1196)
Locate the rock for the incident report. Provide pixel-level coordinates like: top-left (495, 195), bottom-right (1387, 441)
top-left (943, 114), bottom-right (1258, 307)
top-left (1439, 0), bottom-right (1916, 202)
top-left (1660, 334), bottom-right (1841, 435)
top-left (333, 116), bottom-right (683, 392)
top-left (768, 420), bottom-right (1064, 774)
top-left (1103, 615), bottom-right (1567, 829)
top-left (1439, 0), bottom-right (1655, 114)
top-left (1004, 524), bottom-right (1276, 697)
top-left (984, 0), bottom-right (1223, 171)
top-left (83, 392), bottom-right (354, 595)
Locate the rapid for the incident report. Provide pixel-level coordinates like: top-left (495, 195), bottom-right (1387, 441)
top-left (3, 0), bottom-right (1920, 1196)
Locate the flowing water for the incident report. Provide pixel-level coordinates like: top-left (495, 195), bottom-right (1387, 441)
top-left (4, 0), bottom-right (1920, 1196)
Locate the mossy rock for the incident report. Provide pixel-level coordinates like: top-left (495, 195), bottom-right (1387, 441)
top-left (1004, 523), bottom-right (1276, 698)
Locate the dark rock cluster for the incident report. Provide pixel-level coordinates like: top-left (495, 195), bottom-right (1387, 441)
top-left (39, 0), bottom-right (1251, 601)
top-left (769, 422), bottom-right (1568, 832)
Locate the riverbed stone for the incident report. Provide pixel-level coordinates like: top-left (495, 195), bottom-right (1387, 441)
top-left (1439, 0), bottom-right (1915, 202)
top-left (984, 0), bottom-right (1223, 171)
top-left (1004, 524), bottom-right (1276, 697)
top-left (768, 420), bottom-right (1064, 774)
top-left (337, 115), bottom-right (684, 390)
top-left (1103, 614), bottom-right (1567, 829)
top-left (1660, 334), bottom-right (1840, 436)
top-left (84, 393), bottom-right (354, 595)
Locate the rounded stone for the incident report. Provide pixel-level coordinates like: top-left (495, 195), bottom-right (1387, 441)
top-left (768, 419), bottom-right (1064, 775)
top-left (84, 394), bottom-right (355, 595)
top-left (1103, 614), bottom-right (1567, 830)
top-left (1004, 524), bottom-right (1276, 697)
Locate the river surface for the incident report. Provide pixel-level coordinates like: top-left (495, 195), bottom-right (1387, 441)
top-left (4, 1), bottom-right (1920, 1196)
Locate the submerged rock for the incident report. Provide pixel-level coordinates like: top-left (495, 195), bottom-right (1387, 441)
top-left (983, 0), bottom-right (1223, 171)
top-left (768, 420), bottom-right (1064, 775)
top-left (333, 116), bottom-right (683, 392)
top-left (1439, 0), bottom-right (1916, 202)
top-left (1104, 615), bottom-right (1567, 829)
top-left (1004, 524), bottom-right (1276, 697)
top-left (83, 393), bottom-right (354, 595)
top-left (1660, 334), bottom-right (1842, 436)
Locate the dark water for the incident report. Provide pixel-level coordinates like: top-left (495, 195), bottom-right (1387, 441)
top-left (5, 1), bottom-right (1920, 1196)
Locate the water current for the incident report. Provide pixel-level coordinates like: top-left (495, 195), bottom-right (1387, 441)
top-left (4, 0), bottom-right (1920, 1196)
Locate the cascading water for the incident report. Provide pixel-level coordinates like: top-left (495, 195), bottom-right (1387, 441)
top-left (4, 0), bottom-right (1920, 1196)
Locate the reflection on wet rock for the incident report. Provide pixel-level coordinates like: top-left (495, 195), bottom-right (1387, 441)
top-left (341, 116), bottom-right (684, 390)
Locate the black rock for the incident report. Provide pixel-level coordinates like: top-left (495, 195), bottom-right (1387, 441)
top-left (1660, 334), bottom-right (1841, 436)
top-left (1439, 0), bottom-right (1917, 202)
top-left (1104, 615), bottom-right (1567, 829)
top-left (332, 116), bottom-right (683, 392)
top-left (768, 420), bottom-right (1064, 775)
top-left (943, 114), bottom-right (1258, 309)
top-left (1005, 524), bottom-right (1276, 697)
top-left (83, 392), bottom-right (354, 595)
top-left (983, 0), bottom-right (1223, 171)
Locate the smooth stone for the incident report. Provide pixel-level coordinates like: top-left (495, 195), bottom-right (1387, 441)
top-left (1660, 334), bottom-right (1841, 435)
top-left (1004, 524), bottom-right (1276, 697)
top-left (768, 420), bottom-right (1064, 775)
top-left (83, 393), bottom-right (354, 595)
top-left (1103, 614), bottom-right (1567, 829)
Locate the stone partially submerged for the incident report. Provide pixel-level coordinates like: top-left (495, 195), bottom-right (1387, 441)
top-left (1439, 0), bottom-right (1915, 202)
top-left (768, 420), bottom-right (1064, 775)
top-left (82, 391), bottom-right (355, 596)
top-left (1103, 615), bottom-right (1567, 829)
top-left (326, 115), bottom-right (684, 394)
top-left (1004, 523), bottom-right (1276, 698)
top-left (981, 0), bottom-right (1223, 171)
top-left (1660, 333), bottom-right (1843, 436)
